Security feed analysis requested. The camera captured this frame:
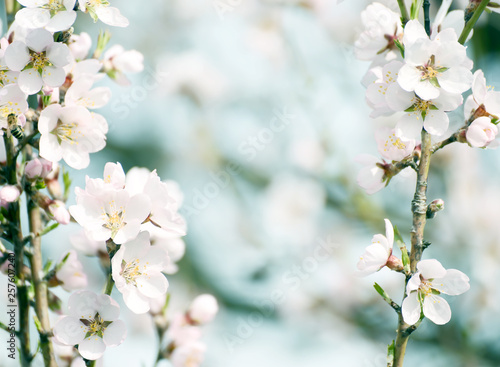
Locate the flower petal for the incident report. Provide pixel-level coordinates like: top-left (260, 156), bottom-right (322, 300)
top-left (417, 259), bottom-right (447, 279)
top-left (431, 269), bottom-right (470, 295)
top-left (53, 316), bottom-right (86, 345)
top-left (78, 337), bottom-right (106, 360)
top-left (102, 320), bottom-right (127, 347)
top-left (423, 294), bottom-right (451, 325)
top-left (402, 292), bottom-right (421, 325)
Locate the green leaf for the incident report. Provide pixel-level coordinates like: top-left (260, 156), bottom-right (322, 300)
top-left (374, 282), bottom-right (391, 302)
top-left (394, 225), bottom-right (410, 275)
top-left (63, 169), bottom-right (72, 201)
top-left (39, 222), bottom-right (59, 236)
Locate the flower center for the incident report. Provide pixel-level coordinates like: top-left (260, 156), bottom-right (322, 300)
top-left (86, 0), bottom-right (109, 8)
top-left (80, 313), bottom-right (110, 339)
top-left (45, 0), bottom-right (64, 11)
top-left (384, 133), bottom-right (406, 152)
top-left (102, 200), bottom-right (126, 237)
top-left (418, 279), bottom-right (434, 299)
top-left (54, 120), bottom-right (81, 144)
top-left (0, 102), bottom-right (19, 118)
top-left (30, 51), bottom-right (50, 71)
top-left (416, 55), bottom-right (448, 86)
top-left (121, 259), bottom-right (146, 285)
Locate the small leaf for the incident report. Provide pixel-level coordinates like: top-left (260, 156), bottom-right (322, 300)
top-left (39, 222), bottom-right (59, 236)
top-left (63, 170), bottom-right (72, 201)
top-left (394, 39), bottom-right (405, 59)
top-left (387, 340), bottom-right (395, 367)
top-left (429, 77), bottom-right (441, 88)
top-left (374, 282), bottom-right (391, 302)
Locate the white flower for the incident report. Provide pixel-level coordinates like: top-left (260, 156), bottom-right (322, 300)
top-left (357, 218), bottom-right (394, 276)
top-left (398, 20), bottom-right (472, 100)
top-left (103, 45), bottom-right (143, 85)
top-left (365, 60), bottom-right (403, 118)
top-left (170, 342), bottom-right (206, 367)
top-left (466, 116), bottom-right (498, 148)
top-left (0, 38), bottom-right (20, 86)
top-left (16, 0), bottom-right (77, 32)
top-left (356, 154), bottom-right (386, 195)
top-left (0, 84), bottom-right (29, 131)
top-left (125, 168), bottom-right (187, 237)
top-left (188, 294), bottom-right (219, 325)
top-left (464, 70), bottom-right (500, 119)
top-left (354, 2), bottom-right (403, 61)
top-left (38, 104), bottom-right (106, 169)
top-left (376, 127), bottom-right (416, 161)
top-left (112, 231), bottom-right (169, 314)
top-left (402, 259), bottom-right (470, 325)
top-left (152, 236), bottom-right (185, 274)
top-left (53, 291), bottom-right (127, 360)
top-left (78, 0), bottom-right (129, 27)
top-left (4, 28), bottom-right (70, 94)
top-left (65, 78), bottom-right (112, 110)
top-left (70, 230), bottom-right (107, 256)
top-left (386, 84), bottom-right (463, 138)
top-left (68, 32), bottom-right (92, 60)
top-left (69, 185), bottom-right (151, 244)
top-left (55, 250), bottom-right (87, 291)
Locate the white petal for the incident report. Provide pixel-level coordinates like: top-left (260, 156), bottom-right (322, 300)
top-left (18, 69), bottom-right (43, 94)
top-left (53, 316), bottom-right (86, 345)
top-left (417, 259), bottom-right (447, 279)
top-left (78, 337), bottom-right (106, 360)
top-left (47, 42), bottom-right (71, 67)
top-left (472, 70), bottom-right (487, 103)
top-left (384, 218), bottom-right (394, 247)
top-left (396, 113), bottom-right (423, 140)
top-left (422, 110), bottom-right (449, 136)
top-left (466, 124), bottom-right (488, 148)
top-left (414, 80), bottom-right (440, 100)
top-left (385, 83), bottom-right (415, 111)
top-left (423, 294), bottom-right (451, 325)
top-left (122, 287), bottom-right (150, 314)
top-left (4, 41), bottom-right (30, 71)
top-left (136, 273), bottom-right (168, 298)
top-left (402, 292), bottom-right (421, 325)
top-left (397, 64), bottom-right (421, 92)
top-left (431, 269), bottom-right (470, 295)
top-left (26, 28), bottom-right (53, 53)
top-left (406, 273), bottom-right (421, 294)
top-left (42, 66), bottom-right (66, 87)
top-left (102, 320), bottom-right (127, 347)
top-left (439, 67), bottom-right (473, 95)
top-left (46, 10), bottom-right (77, 32)
top-left (15, 8), bottom-right (50, 28)
top-left (402, 20), bottom-right (428, 46)
top-left (95, 6), bottom-right (129, 27)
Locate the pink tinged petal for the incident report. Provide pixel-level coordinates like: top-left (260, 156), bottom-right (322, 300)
top-left (384, 219), bottom-right (394, 247)
top-left (46, 10), bottom-right (77, 32)
top-left (123, 287), bottom-right (150, 314)
top-left (18, 69), bottom-right (43, 95)
top-left (102, 320), bottom-right (127, 347)
top-left (414, 80), bottom-right (440, 100)
top-left (4, 41), bottom-right (30, 71)
top-left (472, 70), bottom-right (487, 103)
top-left (47, 42), bottom-right (71, 67)
top-left (53, 316), bottom-right (86, 345)
top-left (78, 337), bottom-right (106, 360)
top-left (39, 134), bottom-right (63, 163)
top-left (356, 242), bottom-right (389, 275)
top-left (466, 124), bottom-right (489, 148)
top-left (95, 6), bottom-right (129, 27)
top-left (417, 259), bottom-right (447, 279)
top-left (42, 66), bottom-right (66, 87)
top-left (423, 295), bottom-right (451, 325)
top-left (397, 64), bottom-right (422, 92)
top-left (402, 292), bottom-right (421, 325)
top-left (422, 110), bottom-right (449, 136)
top-left (26, 28), bottom-right (53, 52)
top-left (438, 67), bottom-right (473, 95)
top-left (431, 269), bottom-right (470, 296)
top-left (136, 273), bottom-right (168, 298)
top-left (15, 8), bottom-right (50, 28)
top-left (406, 272), bottom-right (421, 294)
top-left (396, 113), bottom-right (423, 140)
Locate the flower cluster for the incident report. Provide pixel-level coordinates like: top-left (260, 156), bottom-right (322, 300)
top-left (356, 4), bottom-right (500, 195)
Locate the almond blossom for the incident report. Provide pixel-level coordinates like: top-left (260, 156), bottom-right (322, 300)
top-left (55, 250), bottom-right (88, 291)
top-left (397, 20), bottom-right (472, 100)
top-left (111, 231), bottom-right (170, 314)
top-left (78, 0), bottom-right (129, 27)
top-left (53, 291), bottom-right (127, 360)
top-left (402, 259), bottom-right (470, 325)
top-left (466, 116), bottom-right (499, 148)
top-left (0, 84), bottom-right (29, 131)
top-left (356, 154), bottom-right (386, 195)
top-left (170, 342), bottom-right (206, 367)
top-left (464, 70), bottom-right (500, 119)
top-left (5, 28), bottom-right (70, 94)
top-left (354, 2), bottom-right (403, 61)
top-left (357, 218), bottom-right (402, 276)
top-left (16, 0), bottom-right (77, 32)
top-left (103, 45), bottom-right (144, 85)
top-left (365, 60), bottom-right (403, 118)
top-left (38, 104), bottom-right (106, 169)
top-left (375, 127), bottom-right (416, 162)
top-left (188, 294), bottom-right (219, 325)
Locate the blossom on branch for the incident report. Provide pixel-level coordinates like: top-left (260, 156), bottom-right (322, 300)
top-left (16, 0), bottom-right (77, 32)
top-left (402, 259), bottom-right (470, 325)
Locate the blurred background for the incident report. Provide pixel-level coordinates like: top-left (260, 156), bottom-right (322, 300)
top-left (43, 0), bottom-right (500, 366)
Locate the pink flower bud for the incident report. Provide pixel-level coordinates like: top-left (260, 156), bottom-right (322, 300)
top-left (26, 158), bottom-right (53, 180)
top-left (386, 255), bottom-right (404, 272)
top-left (188, 294), bottom-right (219, 325)
top-left (0, 185), bottom-right (20, 203)
top-left (49, 201), bottom-right (70, 225)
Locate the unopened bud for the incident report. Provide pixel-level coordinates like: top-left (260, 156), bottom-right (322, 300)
top-left (25, 158), bottom-right (53, 180)
top-left (45, 164), bottom-right (62, 199)
top-left (48, 201), bottom-right (70, 225)
top-left (386, 255), bottom-right (404, 272)
top-left (187, 294), bottom-right (219, 325)
top-left (426, 199), bottom-right (444, 219)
